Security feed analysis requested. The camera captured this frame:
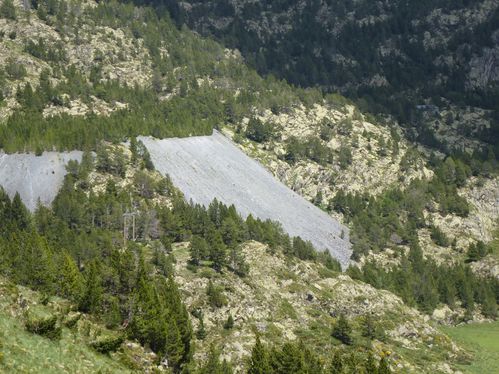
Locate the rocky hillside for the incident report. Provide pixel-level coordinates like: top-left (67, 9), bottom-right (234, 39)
top-left (219, 97), bottom-right (498, 279)
top-left (157, 0), bottom-right (499, 150)
top-left (225, 103), bottom-right (430, 201)
top-left (0, 142), bottom-right (477, 373)
top-left (172, 240), bottom-right (468, 373)
top-left (0, 0), bottom-right (498, 372)
top-left (0, 0), bottom-right (151, 121)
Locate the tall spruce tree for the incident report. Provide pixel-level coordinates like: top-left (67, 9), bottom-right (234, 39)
top-left (11, 192), bottom-right (30, 230)
top-left (248, 335), bottom-right (271, 374)
top-left (58, 252), bottom-right (84, 302)
top-left (79, 260), bottom-right (103, 314)
top-left (208, 229), bottom-right (226, 272)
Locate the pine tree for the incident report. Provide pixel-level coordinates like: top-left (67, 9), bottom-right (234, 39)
top-left (416, 270), bottom-right (439, 313)
top-left (228, 245), bottom-right (249, 277)
top-left (365, 353), bottom-right (378, 374)
top-left (199, 345), bottom-right (232, 374)
top-left (189, 235), bottom-right (207, 266)
top-left (104, 296), bottom-right (122, 329)
top-left (79, 260), bottom-right (103, 314)
top-left (130, 136), bottom-right (139, 165)
top-left (58, 252), bottom-right (84, 302)
top-left (221, 217), bottom-right (241, 247)
top-left (10, 192), bottom-right (30, 230)
top-left (161, 277), bottom-right (193, 365)
top-left (164, 319), bottom-right (183, 371)
top-left (332, 314), bottom-right (353, 345)
top-left (206, 280), bottom-right (227, 308)
top-left (301, 342), bottom-right (323, 373)
top-left (196, 317), bottom-right (207, 340)
top-left (208, 229), bottom-right (227, 272)
top-left (248, 335), bottom-right (271, 374)
top-left (16, 231), bottom-right (55, 292)
top-left (271, 342), bottom-right (304, 374)
top-left (142, 147), bottom-right (154, 171)
top-left (223, 314), bottom-right (234, 330)
top-left (481, 287), bottom-right (498, 319)
top-left (467, 241), bottom-right (489, 262)
top-left (361, 314), bottom-right (376, 340)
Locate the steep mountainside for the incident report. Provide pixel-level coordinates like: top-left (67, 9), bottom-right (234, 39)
top-left (0, 0), bottom-right (498, 373)
top-left (155, 0), bottom-right (499, 149)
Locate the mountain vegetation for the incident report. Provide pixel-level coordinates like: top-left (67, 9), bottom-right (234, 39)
top-left (0, 0), bottom-right (498, 373)
top-left (151, 0), bottom-right (499, 150)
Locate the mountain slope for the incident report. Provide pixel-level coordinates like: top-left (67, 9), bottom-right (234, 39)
top-left (0, 1), bottom-right (498, 373)
top-left (155, 0), bottom-right (499, 149)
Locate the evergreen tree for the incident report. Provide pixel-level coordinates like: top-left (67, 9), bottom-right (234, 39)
top-left (415, 270), bottom-right (439, 313)
top-left (159, 277), bottom-right (193, 365)
top-left (365, 353), bottom-right (378, 374)
top-left (79, 260), bottom-right (103, 314)
top-left (467, 241), bottom-right (489, 262)
top-left (301, 342), bottom-right (323, 373)
top-left (270, 342), bottom-right (304, 374)
top-left (223, 314), bottom-right (234, 330)
top-left (228, 245), bottom-right (249, 277)
top-left (58, 252), bottom-right (84, 302)
top-left (199, 345), bottom-right (233, 374)
top-left (208, 229), bottom-right (227, 272)
top-left (189, 235), bottom-right (208, 266)
top-left (332, 314), bottom-right (353, 345)
top-left (221, 217), bottom-right (241, 248)
top-left (378, 357), bottom-right (390, 374)
top-left (361, 314), bottom-right (378, 340)
top-left (206, 280), bottom-right (227, 308)
top-left (196, 317), bottom-right (207, 340)
top-left (248, 335), bottom-right (271, 374)
top-left (10, 192), bottom-right (30, 230)
top-left (164, 319), bottom-right (183, 371)
top-left (15, 231), bottom-right (55, 292)
top-left (480, 287), bottom-right (497, 319)
top-left (130, 136), bottom-right (139, 165)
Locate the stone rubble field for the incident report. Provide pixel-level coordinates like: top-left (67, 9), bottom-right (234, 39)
top-left (0, 151), bottom-right (82, 212)
top-left (140, 131), bottom-right (352, 267)
top-left (0, 131), bottom-right (351, 266)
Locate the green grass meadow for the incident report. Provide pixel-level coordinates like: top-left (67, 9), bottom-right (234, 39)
top-left (442, 321), bottom-right (499, 374)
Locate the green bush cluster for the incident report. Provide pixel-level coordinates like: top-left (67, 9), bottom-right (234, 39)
top-left (24, 314), bottom-right (62, 340)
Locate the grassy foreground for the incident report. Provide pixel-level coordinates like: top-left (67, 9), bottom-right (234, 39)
top-left (441, 321), bottom-right (499, 373)
top-left (0, 311), bottom-right (129, 374)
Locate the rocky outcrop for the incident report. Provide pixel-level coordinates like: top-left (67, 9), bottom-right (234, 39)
top-left (173, 240), bottom-right (466, 373)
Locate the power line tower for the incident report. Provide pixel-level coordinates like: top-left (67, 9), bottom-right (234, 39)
top-left (123, 211), bottom-right (137, 247)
